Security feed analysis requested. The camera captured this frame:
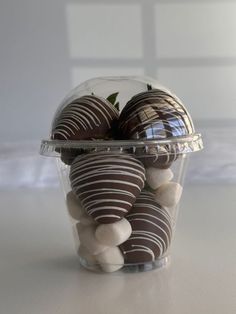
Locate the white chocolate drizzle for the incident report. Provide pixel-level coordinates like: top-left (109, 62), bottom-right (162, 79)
top-left (70, 152), bottom-right (146, 223)
top-left (121, 191), bottom-right (172, 262)
top-left (52, 95), bottom-right (118, 139)
top-left (119, 89), bottom-right (194, 140)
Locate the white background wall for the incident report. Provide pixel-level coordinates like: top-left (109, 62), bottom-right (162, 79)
top-left (1, 0), bottom-right (236, 143)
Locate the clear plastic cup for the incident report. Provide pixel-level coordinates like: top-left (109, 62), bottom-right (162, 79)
top-left (40, 76), bottom-right (203, 273)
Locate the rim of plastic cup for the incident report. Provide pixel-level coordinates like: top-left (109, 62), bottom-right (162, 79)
top-left (40, 133), bottom-right (203, 157)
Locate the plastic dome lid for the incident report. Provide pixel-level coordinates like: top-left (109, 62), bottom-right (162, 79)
top-left (40, 76), bottom-right (203, 157)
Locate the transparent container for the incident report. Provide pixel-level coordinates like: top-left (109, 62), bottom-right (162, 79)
top-left (40, 76), bottom-right (203, 273)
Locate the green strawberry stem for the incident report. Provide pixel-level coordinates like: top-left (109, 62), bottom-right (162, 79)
top-left (106, 92), bottom-right (119, 111)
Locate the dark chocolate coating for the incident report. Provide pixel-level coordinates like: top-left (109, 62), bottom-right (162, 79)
top-left (118, 89), bottom-right (193, 167)
top-left (118, 89), bottom-right (194, 140)
top-left (134, 146), bottom-right (178, 169)
top-left (120, 191), bottom-right (172, 264)
top-left (69, 151), bottom-right (146, 224)
top-left (59, 148), bottom-right (85, 165)
top-left (51, 95), bottom-right (119, 140)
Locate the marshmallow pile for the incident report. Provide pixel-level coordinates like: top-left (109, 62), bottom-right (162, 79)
top-left (66, 155), bottom-right (182, 272)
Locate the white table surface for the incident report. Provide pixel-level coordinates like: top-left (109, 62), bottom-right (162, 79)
top-left (0, 185), bottom-right (235, 314)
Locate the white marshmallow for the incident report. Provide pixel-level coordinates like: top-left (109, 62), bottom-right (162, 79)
top-left (154, 182), bottom-right (183, 208)
top-left (96, 247), bottom-right (124, 272)
top-left (95, 218), bottom-right (132, 246)
top-left (146, 167), bottom-right (173, 190)
top-left (78, 245), bottom-right (97, 265)
top-left (79, 214), bottom-right (96, 226)
top-left (66, 191), bottom-right (84, 220)
top-left (76, 224), bottom-right (108, 255)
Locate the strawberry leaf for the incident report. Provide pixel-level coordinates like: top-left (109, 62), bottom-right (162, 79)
top-left (107, 92), bottom-right (119, 105)
top-left (107, 92), bottom-right (119, 111)
top-left (114, 101), bottom-right (120, 111)
top-left (147, 84), bottom-right (152, 91)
